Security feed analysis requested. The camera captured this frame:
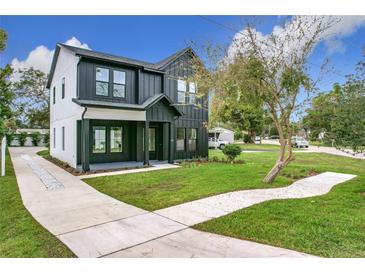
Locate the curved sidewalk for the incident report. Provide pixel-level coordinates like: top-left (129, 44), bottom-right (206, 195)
top-left (9, 147), bottom-right (355, 258)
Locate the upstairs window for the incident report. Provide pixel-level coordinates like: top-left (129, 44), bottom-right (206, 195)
top-left (189, 82), bottom-right (196, 105)
top-left (188, 128), bottom-right (197, 151)
top-left (96, 67), bottom-right (109, 96)
top-left (53, 87), bottom-right (56, 104)
top-left (113, 70), bottom-right (126, 98)
top-left (176, 128), bottom-right (185, 151)
top-left (62, 77), bottom-right (65, 99)
top-left (177, 79), bottom-right (186, 104)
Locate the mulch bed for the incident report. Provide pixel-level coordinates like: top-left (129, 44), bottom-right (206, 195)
top-left (43, 155), bottom-right (151, 176)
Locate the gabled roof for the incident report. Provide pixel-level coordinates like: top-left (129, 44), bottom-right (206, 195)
top-left (154, 47), bottom-right (194, 70)
top-left (72, 93), bottom-right (183, 116)
top-left (46, 44), bottom-right (197, 89)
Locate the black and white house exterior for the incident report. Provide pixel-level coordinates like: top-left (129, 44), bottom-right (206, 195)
top-left (47, 44), bottom-right (208, 171)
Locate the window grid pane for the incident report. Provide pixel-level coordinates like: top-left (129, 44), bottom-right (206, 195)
top-left (177, 80), bottom-right (186, 92)
top-left (114, 70), bottom-right (126, 84)
top-left (62, 126), bottom-right (65, 151)
top-left (176, 128), bottom-right (185, 151)
top-left (110, 127), bottom-right (123, 153)
top-left (188, 128), bottom-right (197, 151)
top-left (62, 77), bottom-right (65, 99)
top-left (93, 126), bottom-right (106, 153)
top-left (113, 84), bottom-right (125, 98)
top-left (96, 67), bottom-right (109, 82)
top-left (96, 81), bottom-right (109, 96)
top-left (177, 91), bottom-right (185, 104)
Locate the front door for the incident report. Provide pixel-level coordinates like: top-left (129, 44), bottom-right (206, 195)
top-left (149, 127), bottom-right (157, 160)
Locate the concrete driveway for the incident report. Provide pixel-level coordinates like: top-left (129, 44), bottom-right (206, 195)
top-left (10, 147), bottom-right (353, 258)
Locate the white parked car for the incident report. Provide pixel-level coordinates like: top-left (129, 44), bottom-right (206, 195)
top-left (208, 137), bottom-right (229, 150)
top-left (291, 136), bottom-right (309, 148)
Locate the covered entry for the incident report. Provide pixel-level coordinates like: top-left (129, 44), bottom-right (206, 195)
top-left (75, 94), bottom-right (182, 171)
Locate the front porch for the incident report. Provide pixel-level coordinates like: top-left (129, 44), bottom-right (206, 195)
top-left (77, 160), bottom-right (169, 171)
top-left (77, 119), bottom-right (175, 172)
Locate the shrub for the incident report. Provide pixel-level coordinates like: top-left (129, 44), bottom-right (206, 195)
top-left (17, 132), bottom-right (28, 146)
top-left (243, 134), bottom-right (252, 143)
top-left (43, 132), bottom-right (50, 148)
top-left (234, 130), bottom-right (243, 141)
top-left (30, 132), bottom-right (42, 146)
top-left (222, 144), bottom-right (242, 163)
top-left (5, 132), bottom-right (15, 146)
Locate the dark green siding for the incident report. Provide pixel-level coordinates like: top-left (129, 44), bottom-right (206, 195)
top-left (76, 50), bottom-right (208, 165)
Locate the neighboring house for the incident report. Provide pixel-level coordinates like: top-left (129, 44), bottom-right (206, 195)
top-left (47, 44), bottom-right (208, 171)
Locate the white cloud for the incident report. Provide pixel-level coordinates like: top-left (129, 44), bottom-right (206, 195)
top-left (11, 37), bottom-right (90, 80)
top-left (227, 15), bottom-right (365, 64)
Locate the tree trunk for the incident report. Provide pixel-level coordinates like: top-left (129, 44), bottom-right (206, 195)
top-left (263, 138), bottom-right (292, 183)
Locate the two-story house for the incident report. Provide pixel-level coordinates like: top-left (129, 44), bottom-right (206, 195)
top-left (46, 44), bottom-right (208, 171)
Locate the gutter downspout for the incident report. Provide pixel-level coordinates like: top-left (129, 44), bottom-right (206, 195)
top-left (81, 106), bottom-right (88, 172)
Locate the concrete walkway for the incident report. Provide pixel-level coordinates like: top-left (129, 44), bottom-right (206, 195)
top-left (155, 172), bottom-right (356, 226)
top-left (9, 147), bottom-right (355, 258)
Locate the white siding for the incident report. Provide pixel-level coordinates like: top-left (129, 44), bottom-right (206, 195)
top-left (49, 47), bottom-right (83, 168)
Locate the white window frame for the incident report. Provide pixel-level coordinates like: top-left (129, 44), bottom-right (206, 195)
top-left (188, 82), bottom-right (197, 105)
top-left (177, 79), bottom-right (187, 104)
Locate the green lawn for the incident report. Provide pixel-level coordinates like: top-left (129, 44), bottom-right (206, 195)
top-left (0, 150), bottom-right (74, 258)
top-left (195, 152), bottom-right (365, 257)
top-left (236, 143), bottom-right (281, 151)
top-left (236, 143), bottom-right (303, 151)
top-left (84, 150), bottom-right (318, 211)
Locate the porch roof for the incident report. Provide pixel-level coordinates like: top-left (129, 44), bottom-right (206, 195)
top-left (72, 93), bottom-right (183, 116)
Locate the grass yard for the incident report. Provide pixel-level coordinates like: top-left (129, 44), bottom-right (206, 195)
top-left (0, 150), bottom-right (74, 258)
top-left (235, 143), bottom-right (303, 151)
top-left (195, 151), bottom-right (365, 257)
top-left (236, 143), bottom-right (282, 151)
top-left (84, 150), bottom-right (319, 211)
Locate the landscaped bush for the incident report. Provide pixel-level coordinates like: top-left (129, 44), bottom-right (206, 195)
top-left (222, 144), bottom-right (242, 163)
top-left (243, 134), bottom-right (252, 143)
top-left (30, 132), bottom-right (42, 146)
top-left (43, 132), bottom-right (50, 148)
top-left (17, 132), bottom-right (28, 146)
top-left (5, 132), bottom-right (15, 146)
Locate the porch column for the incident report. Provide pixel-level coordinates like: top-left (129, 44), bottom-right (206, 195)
top-left (81, 118), bottom-right (90, 172)
top-left (169, 122), bottom-right (175, 164)
top-left (143, 120), bottom-right (149, 166)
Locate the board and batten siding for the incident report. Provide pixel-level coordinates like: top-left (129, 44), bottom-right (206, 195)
top-left (138, 71), bottom-right (163, 104)
top-left (77, 59), bottom-right (137, 104)
top-left (163, 51), bottom-right (209, 159)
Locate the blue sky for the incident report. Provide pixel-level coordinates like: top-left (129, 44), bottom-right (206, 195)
top-left (1, 15), bottom-right (364, 94)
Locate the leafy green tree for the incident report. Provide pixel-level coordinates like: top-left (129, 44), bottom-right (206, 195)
top-left (13, 67), bottom-right (49, 128)
top-left (192, 16), bottom-right (336, 183)
top-left (0, 29), bottom-right (16, 138)
top-left (302, 84), bottom-right (341, 141)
